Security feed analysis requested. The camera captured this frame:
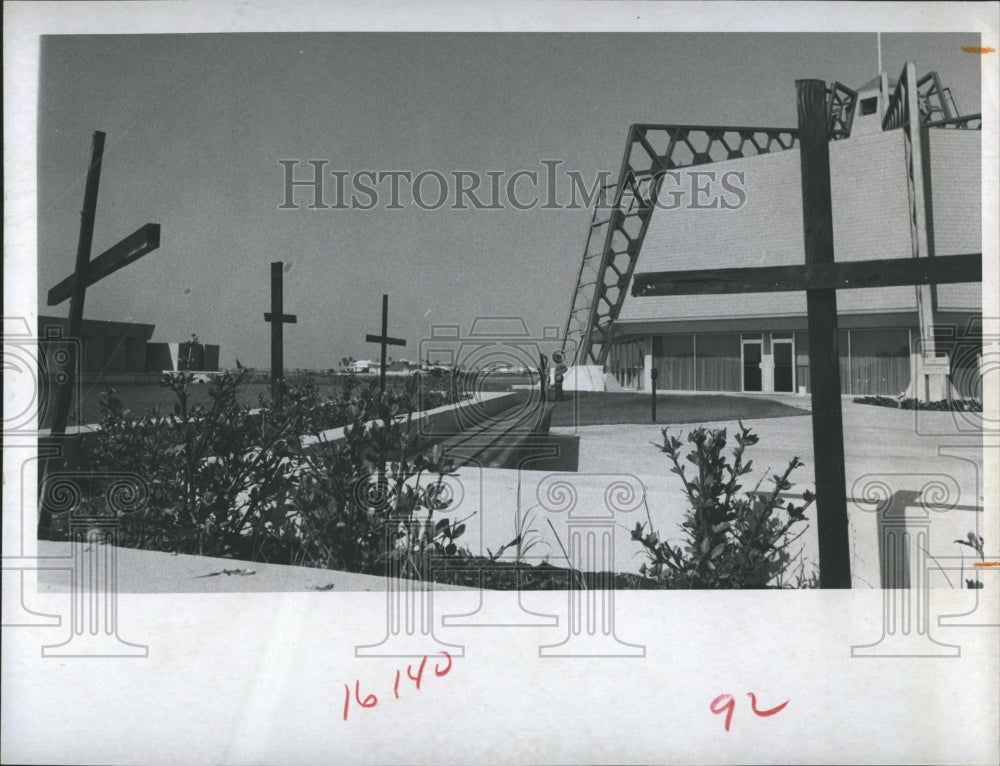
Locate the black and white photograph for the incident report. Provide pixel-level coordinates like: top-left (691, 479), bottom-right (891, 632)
top-left (3, 2), bottom-right (998, 764)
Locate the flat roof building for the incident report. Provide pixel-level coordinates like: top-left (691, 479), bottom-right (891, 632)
top-left (564, 64), bottom-right (982, 401)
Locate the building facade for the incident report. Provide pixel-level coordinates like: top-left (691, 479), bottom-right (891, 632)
top-left (565, 66), bottom-right (983, 400)
top-left (38, 315), bottom-right (156, 375)
top-left (38, 316), bottom-right (221, 375)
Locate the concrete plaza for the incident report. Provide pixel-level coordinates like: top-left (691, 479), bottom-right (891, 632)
top-left (441, 395), bottom-right (989, 589)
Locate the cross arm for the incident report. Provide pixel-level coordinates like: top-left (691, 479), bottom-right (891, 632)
top-left (264, 312), bottom-right (298, 323)
top-left (47, 223), bottom-right (161, 306)
top-left (631, 253), bottom-right (981, 297)
top-left (366, 334), bottom-right (406, 347)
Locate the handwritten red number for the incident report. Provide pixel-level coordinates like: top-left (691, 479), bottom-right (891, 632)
top-left (434, 650), bottom-right (452, 677)
top-left (407, 656), bottom-right (428, 690)
top-left (345, 653), bottom-right (452, 721)
top-left (747, 692), bottom-right (789, 717)
top-left (710, 694), bottom-right (736, 732)
top-left (355, 680), bottom-right (377, 708)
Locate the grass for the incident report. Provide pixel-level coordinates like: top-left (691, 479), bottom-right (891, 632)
top-left (548, 391), bottom-right (810, 427)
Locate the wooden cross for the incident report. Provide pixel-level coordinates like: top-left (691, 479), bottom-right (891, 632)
top-left (366, 294), bottom-right (406, 394)
top-left (263, 261), bottom-right (297, 409)
top-left (47, 131), bottom-right (161, 437)
top-left (630, 80), bottom-right (981, 589)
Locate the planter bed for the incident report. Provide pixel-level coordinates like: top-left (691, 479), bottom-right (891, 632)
top-left (852, 395), bottom-right (982, 411)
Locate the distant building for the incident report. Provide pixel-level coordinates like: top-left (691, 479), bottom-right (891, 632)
top-left (38, 315), bottom-right (221, 375)
top-left (147, 339), bottom-right (221, 372)
top-left (38, 315), bottom-right (155, 375)
top-left (350, 359), bottom-right (378, 373)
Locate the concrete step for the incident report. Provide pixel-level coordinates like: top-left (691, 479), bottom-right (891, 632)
top-left (430, 394), bottom-right (561, 470)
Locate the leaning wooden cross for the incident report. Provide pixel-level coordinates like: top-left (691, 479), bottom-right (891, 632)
top-left (631, 80), bottom-right (981, 589)
top-left (47, 131), bottom-right (161, 437)
top-left (366, 293), bottom-right (406, 394)
top-left (264, 261), bottom-right (298, 410)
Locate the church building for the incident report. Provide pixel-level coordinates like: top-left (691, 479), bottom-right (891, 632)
top-left (564, 64), bottom-right (982, 400)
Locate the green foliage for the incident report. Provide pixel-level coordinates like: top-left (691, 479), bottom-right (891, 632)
top-left (76, 367), bottom-right (469, 576)
top-left (291, 376), bottom-right (471, 576)
top-left (631, 422), bottom-right (815, 588)
top-left (88, 369), bottom-right (299, 559)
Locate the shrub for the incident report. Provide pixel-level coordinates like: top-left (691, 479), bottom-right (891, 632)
top-left (291, 375), bottom-right (469, 576)
top-left (631, 423), bottom-right (816, 588)
top-left (83, 370), bottom-right (299, 559)
top-left (70, 367), bottom-right (470, 576)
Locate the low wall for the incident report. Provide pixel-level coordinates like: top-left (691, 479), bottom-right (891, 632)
top-left (301, 391), bottom-right (520, 449)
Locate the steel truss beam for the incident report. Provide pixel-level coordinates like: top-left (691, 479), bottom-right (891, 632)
top-left (563, 123), bottom-right (799, 366)
top-left (565, 72), bottom-right (978, 369)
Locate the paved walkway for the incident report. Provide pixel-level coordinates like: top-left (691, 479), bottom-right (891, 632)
top-left (538, 398), bottom-right (986, 587)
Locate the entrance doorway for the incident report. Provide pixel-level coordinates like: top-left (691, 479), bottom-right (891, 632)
top-left (773, 337), bottom-right (795, 393)
top-left (741, 336), bottom-right (763, 392)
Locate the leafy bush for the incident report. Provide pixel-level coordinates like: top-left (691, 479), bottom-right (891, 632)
top-left (80, 369), bottom-right (299, 560)
top-left (291, 375), bottom-right (471, 576)
top-left (57, 365), bottom-right (475, 578)
top-left (631, 423), bottom-right (816, 588)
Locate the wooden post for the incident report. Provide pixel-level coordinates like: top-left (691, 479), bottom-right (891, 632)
top-left (365, 294), bottom-right (406, 395)
top-left (49, 132), bottom-right (105, 438)
top-left (650, 367), bottom-right (658, 422)
top-left (271, 262), bottom-right (284, 406)
top-left (797, 79), bottom-right (852, 588)
top-left (264, 261), bottom-right (298, 410)
top-left (539, 353), bottom-right (549, 403)
top-left (379, 294), bottom-right (389, 393)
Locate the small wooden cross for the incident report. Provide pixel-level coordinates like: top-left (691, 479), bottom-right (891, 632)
top-left (366, 294), bottom-right (406, 394)
top-left (631, 79), bottom-right (981, 589)
top-left (46, 131), bottom-right (161, 437)
top-left (264, 261), bottom-right (297, 409)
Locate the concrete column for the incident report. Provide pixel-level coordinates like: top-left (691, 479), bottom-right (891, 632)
top-left (761, 334), bottom-right (775, 393)
top-left (642, 335), bottom-right (654, 392)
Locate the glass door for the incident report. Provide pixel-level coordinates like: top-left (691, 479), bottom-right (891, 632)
top-left (773, 338), bottom-right (795, 392)
top-left (741, 337), bottom-right (763, 392)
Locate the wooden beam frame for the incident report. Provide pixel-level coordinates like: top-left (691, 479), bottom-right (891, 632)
top-left (47, 223), bottom-right (161, 306)
top-left (632, 253), bottom-right (981, 297)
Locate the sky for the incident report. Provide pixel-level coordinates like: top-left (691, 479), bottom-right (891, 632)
top-left (35, 31), bottom-right (983, 370)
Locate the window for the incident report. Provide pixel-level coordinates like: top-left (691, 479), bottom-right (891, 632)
top-left (860, 96), bottom-right (878, 116)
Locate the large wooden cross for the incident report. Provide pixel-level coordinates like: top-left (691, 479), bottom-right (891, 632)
top-left (366, 294), bottom-right (406, 394)
top-left (631, 80), bottom-right (982, 589)
top-left (47, 131), bottom-right (161, 437)
top-left (264, 261), bottom-right (297, 409)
